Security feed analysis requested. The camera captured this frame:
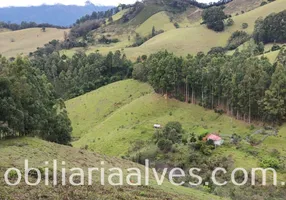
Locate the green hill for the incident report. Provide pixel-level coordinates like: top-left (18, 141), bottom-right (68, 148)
top-left (0, 28), bottom-right (68, 58)
top-left (61, 0), bottom-right (286, 61)
top-left (67, 80), bottom-right (250, 156)
top-left (0, 137), bottom-right (223, 200)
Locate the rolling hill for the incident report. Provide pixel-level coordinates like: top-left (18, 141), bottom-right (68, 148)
top-left (0, 28), bottom-right (68, 58)
top-left (67, 80), bottom-right (251, 156)
top-left (60, 0), bottom-right (286, 61)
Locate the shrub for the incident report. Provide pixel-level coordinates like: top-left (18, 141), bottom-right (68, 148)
top-left (174, 22), bottom-right (180, 29)
top-left (271, 44), bottom-right (281, 51)
top-left (227, 30), bottom-right (250, 50)
top-left (226, 18), bottom-right (234, 26)
top-left (157, 139), bottom-right (173, 152)
top-left (260, 157), bottom-right (280, 169)
top-left (163, 121), bottom-right (183, 143)
top-left (242, 23), bottom-right (248, 29)
top-left (260, 1), bottom-right (267, 6)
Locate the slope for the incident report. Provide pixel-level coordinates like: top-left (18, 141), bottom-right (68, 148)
top-left (122, 0), bottom-right (286, 59)
top-left (0, 28), bottom-right (69, 58)
top-left (65, 80), bottom-right (154, 139)
top-left (136, 11), bottom-right (175, 37)
top-left (67, 80), bottom-right (251, 156)
top-left (0, 137), bottom-right (223, 200)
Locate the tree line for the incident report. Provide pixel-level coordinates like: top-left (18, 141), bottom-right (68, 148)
top-left (0, 55), bottom-right (72, 144)
top-left (0, 21), bottom-right (67, 31)
top-left (133, 46), bottom-right (286, 124)
top-left (254, 10), bottom-right (286, 44)
top-left (32, 50), bottom-right (132, 99)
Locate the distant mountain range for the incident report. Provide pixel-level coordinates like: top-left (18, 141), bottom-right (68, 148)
top-left (0, 1), bottom-right (114, 26)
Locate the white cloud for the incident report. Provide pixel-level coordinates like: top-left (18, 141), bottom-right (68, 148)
top-left (0, 0), bottom-right (218, 7)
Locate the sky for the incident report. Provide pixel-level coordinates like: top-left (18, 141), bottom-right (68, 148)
top-left (0, 0), bottom-right (218, 7)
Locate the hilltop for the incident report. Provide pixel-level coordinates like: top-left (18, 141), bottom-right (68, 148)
top-left (0, 28), bottom-right (69, 58)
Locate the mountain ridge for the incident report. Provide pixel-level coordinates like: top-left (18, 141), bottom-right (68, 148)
top-left (0, 3), bottom-right (114, 26)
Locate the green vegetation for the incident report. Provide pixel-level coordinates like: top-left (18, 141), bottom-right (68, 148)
top-left (0, 56), bottom-right (71, 144)
top-left (253, 10), bottom-right (286, 44)
top-left (68, 79), bottom-right (250, 156)
top-left (202, 6), bottom-right (227, 32)
top-left (33, 51), bottom-right (132, 99)
top-left (136, 11), bottom-right (174, 37)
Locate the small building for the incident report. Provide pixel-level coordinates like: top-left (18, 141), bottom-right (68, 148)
top-left (204, 133), bottom-right (224, 146)
top-left (154, 124), bottom-right (161, 129)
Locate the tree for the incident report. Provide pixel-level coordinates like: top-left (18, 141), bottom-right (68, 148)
top-left (242, 23), bottom-right (248, 29)
top-left (132, 63), bottom-right (148, 82)
top-left (162, 121), bottom-right (183, 143)
top-left (226, 18), bottom-right (234, 26)
top-left (0, 57), bottom-right (72, 144)
top-left (202, 6), bottom-right (227, 32)
top-left (263, 63), bottom-right (286, 122)
top-left (157, 139), bottom-right (172, 152)
top-left (152, 26), bottom-right (156, 37)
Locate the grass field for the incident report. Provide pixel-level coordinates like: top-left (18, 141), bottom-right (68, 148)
top-left (0, 137), bottom-right (225, 200)
top-left (136, 11), bottom-right (175, 37)
top-left (0, 28), bottom-right (69, 58)
top-left (67, 80), bottom-right (252, 156)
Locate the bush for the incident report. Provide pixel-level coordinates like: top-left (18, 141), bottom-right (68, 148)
top-left (227, 30), bottom-right (250, 50)
top-left (271, 44), bottom-right (281, 51)
top-left (208, 47), bottom-right (225, 55)
top-left (260, 1), bottom-right (267, 6)
top-left (174, 22), bottom-right (180, 29)
top-left (260, 157), bottom-right (280, 169)
top-left (157, 139), bottom-right (173, 152)
top-left (226, 18), bottom-right (234, 26)
top-left (163, 121), bottom-right (183, 143)
top-left (242, 23), bottom-right (248, 29)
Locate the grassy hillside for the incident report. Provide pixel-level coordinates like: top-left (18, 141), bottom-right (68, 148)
top-left (66, 80), bottom-right (154, 139)
top-left (67, 80), bottom-right (251, 156)
top-left (66, 79), bottom-right (286, 186)
top-left (0, 28), bottom-right (68, 58)
top-left (122, 0), bottom-right (286, 59)
top-left (136, 11), bottom-right (175, 37)
top-left (0, 137), bottom-right (223, 200)
top-left (224, 0), bottom-right (263, 15)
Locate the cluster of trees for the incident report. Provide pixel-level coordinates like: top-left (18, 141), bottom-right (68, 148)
top-left (155, 122), bottom-right (183, 152)
top-left (253, 10), bottom-right (286, 44)
top-left (32, 51), bottom-right (132, 99)
top-left (0, 56), bottom-right (72, 144)
top-left (75, 7), bottom-right (120, 25)
top-left (70, 19), bottom-right (104, 39)
top-left (133, 46), bottom-right (286, 124)
top-left (162, 0), bottom-right (233, 11)
top-left (202, 6), bottom-right (228, 32)
top-left (0, 21), bottom-right (67, 31)
top-left (121, 2), bottom-right (144, 23)
top-left (129, 27), bottom-right (164, 47)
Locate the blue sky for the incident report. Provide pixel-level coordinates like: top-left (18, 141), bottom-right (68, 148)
top-left (0, 0), bottom-right (218, 7)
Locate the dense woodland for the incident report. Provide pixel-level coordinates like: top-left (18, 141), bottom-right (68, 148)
top-left (133, 45), bottom-right (286, 124)
top-left (32, 51), bottom-right (132, 99)
top-left (0, 56), bottom-right (72, 144)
